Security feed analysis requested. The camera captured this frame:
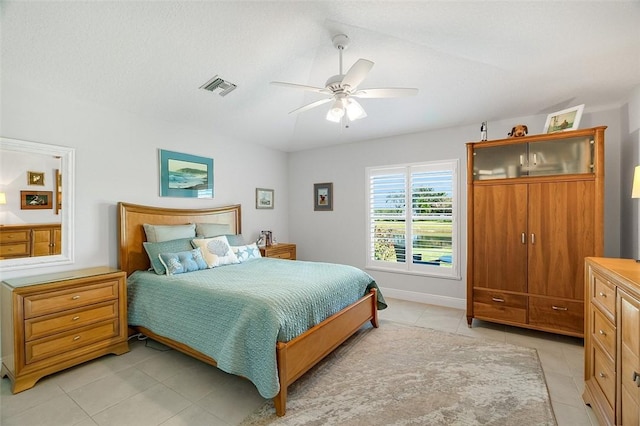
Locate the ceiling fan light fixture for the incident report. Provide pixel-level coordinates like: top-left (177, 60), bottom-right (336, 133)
top-left (326, 99), bottom-right (345, 122)
top-left (345, 98), bottom-right (367, 121)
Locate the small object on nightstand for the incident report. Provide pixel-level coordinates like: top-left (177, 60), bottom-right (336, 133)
top-left (260, 243), bottom-right (296, 260)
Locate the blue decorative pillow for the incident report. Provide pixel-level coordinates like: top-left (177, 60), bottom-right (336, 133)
top-left (143, 238), bottom-right (195, 274)
top-left (232, 243), bottom-right (262, 263)
top-left (158, 248), bottom-right (208, 275)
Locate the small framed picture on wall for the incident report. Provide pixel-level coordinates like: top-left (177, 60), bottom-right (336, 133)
top-left (20, 190), bottom-right (53, 209)
top-left (256, 188), bottom-right (274, 209)
top-left (27, 171), bottom-right (45, 186)
top-left (314, 182), bottom-right (333, 211)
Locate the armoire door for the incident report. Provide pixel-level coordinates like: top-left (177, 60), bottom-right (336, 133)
top-left (473, 183), bottom-right (528, 292)
top-left (527, 180), bottom-right (595, 299)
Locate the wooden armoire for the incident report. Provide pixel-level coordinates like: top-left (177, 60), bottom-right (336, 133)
top-left (466, 126), bottom-right (605, 337)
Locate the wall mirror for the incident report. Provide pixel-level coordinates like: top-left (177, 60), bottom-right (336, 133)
top-left (0, 137), bottom-right (75, 271)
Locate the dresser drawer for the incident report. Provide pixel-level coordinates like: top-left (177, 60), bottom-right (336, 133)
top-left (23, 280), bottom-right (119, 318)
top-left (25, 301), bottom-right (118, 341)
top-left (0, 230), bottom-right (30, 243)
top-left (592, 272), bottom-right (616, 319)
top-left (25, 320), bottom-right (120, 364)
top-left (529, 296), bottom-right (583, 335)
top-left (473, 290), bottom-right (527, 324)
top-left (592, 306), bottom-right (616, 357)
top-left (593, 344), bottom-right (616, 410)
top-left (0, 242), bottom-right (30, 257)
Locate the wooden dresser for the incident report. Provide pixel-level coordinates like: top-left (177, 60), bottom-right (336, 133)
top-left (584, 257), bottom-right (640, 425)
top-left (1, 267), bottom-right (129, 393)
top-left (0, 223), bottom-right (62, 259)
top-left (260, 243), bottom-right (296, 260)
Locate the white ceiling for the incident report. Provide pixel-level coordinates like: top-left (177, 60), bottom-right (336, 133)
top-left (2, 1), bottom-right (639, 152)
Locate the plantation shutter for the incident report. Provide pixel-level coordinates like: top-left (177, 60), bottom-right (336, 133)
top-left (410, 165), bottom-right (454, 263)
top-left (368, 167), bottom-right (406, 263)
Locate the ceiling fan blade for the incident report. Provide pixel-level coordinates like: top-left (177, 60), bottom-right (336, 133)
top-left (289, 98), bottom-right (332, 115)
top-left (270, 81), bottom-right (330, 94)
top-left (352, 88), bottom-right (419, 98)
top-left (341, 59), bottom-right (374, 90)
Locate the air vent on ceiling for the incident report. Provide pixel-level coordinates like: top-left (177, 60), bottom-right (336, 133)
top-left (199, 75), bottom-right (237, 97)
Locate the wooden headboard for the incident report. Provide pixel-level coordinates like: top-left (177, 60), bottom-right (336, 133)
top-left (118, 202), bottom-right (241, 276)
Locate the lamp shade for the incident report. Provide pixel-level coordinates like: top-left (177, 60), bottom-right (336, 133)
top-left (0, 192), bottom-right (6, 205)
top-left (633, 165), bottom-right (640, 199)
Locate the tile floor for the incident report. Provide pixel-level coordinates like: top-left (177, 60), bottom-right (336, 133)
top-left (1, 297), bottom-right (599, 425)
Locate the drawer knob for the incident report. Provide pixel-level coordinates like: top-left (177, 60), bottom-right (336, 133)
top-left (599, 292), bottom-right (607, 297)
top-left (552, 306), bottom-right (568, 311)
top-left (72, 295), bottom-right (81, 300)
top-left (599, 329), bottom-right (607, 336)
top-left (599, 372), bottom-right (607, 378)
top-left (634, 372), bottom-right (640, 387)
top-left (72, 316), bottom-right (80, 321)
top-left (491, 297), bottom-right (505, 303)
top-left (73, 335), bottom-right (81, 341)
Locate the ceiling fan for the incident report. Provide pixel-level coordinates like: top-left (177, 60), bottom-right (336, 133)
top-left (271, 34), bottom-right (418, 123)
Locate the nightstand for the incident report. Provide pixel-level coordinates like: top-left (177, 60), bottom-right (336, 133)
top-left (260, 243), bottom-right (296, 260)
top-left (1, 266), bottom-right (129, 393)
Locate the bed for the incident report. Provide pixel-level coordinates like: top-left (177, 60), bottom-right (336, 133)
top-left (118, 202), bottom-right (384, 416)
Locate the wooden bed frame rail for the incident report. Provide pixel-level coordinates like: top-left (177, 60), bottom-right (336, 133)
top-left (118, 202), bottom-right (379, 416)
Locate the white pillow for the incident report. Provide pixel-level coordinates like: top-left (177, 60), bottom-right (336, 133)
top-left (191, 236), bottom-right (240, 268)
top-left (232, 243), bottom-right (262, 263)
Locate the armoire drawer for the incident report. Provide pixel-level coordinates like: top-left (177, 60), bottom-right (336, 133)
top-left (23, 280), bottom-right (119, 318)
top-left (529, 297), bottom-right (583, 335)
top-left (473, 290), bottom-right (527, 324)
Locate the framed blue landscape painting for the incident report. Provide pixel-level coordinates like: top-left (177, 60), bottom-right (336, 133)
top-left (159, 149), bottom-right (213, 198)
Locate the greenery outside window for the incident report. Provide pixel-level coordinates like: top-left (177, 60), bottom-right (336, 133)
top-left (366, 160), bottom-right (459, 279)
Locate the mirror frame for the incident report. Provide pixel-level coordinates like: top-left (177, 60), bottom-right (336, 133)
top-left (0, 137), bottom-right (75, 271)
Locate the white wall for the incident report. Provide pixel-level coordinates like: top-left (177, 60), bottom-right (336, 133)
top-left (288, 108), bottom-right (624, 308)
top-left (0, 74), bottom-right (290, 280)
top-left (620, 84), bottom-right (640, 259)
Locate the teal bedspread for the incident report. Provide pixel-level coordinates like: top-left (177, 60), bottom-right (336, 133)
top-left (127, 258), bottom-right (386, 399)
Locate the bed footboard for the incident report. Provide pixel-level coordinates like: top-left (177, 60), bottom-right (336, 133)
top-left (131, 288), bottom-right (378, 418)
top-left (273, 288), bottom-right (378, 416)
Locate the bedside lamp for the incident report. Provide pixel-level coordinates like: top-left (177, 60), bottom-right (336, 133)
top-left (0, 192), bottom-right (6, 205)
top-left (633, 166), bottom-right (640, 262)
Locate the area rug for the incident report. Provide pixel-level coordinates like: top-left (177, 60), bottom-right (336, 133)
top-left (241, 321), bottom-right (557, 425)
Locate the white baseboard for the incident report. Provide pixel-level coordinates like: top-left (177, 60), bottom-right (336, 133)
top-left (378, 287), bottom-right (466, 310)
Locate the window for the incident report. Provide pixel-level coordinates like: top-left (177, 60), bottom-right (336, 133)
top-left (366, 160), bottom-right (459, 279)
